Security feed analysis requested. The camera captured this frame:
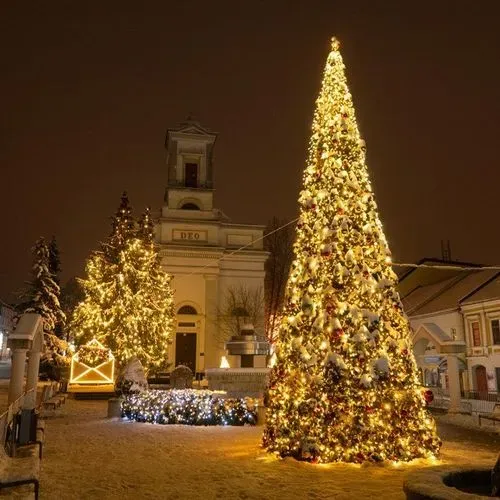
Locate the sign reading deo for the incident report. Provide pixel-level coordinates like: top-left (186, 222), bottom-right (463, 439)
top-left (173, 229), bottom-right (208, 242)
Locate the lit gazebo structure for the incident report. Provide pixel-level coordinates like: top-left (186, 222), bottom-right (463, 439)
top-left (68, 339), bottom-right (115, 394)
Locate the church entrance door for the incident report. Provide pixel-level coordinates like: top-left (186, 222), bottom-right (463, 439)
top-left (175, 332), bottom-right (197, 372)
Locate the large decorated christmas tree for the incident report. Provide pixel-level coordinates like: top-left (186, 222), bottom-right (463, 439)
top-left (263, 38), bottom-right (441, 463)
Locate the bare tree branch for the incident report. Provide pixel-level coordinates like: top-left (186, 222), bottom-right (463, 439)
top-left (264, 217), bottom-right (295, 346)
top-left (214, 284), bottom-right (265, 344)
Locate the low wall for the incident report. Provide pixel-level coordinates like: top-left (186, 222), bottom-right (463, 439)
top-left (205, 368), bottom-right (270, 399)
top-left (404, 467), bottom-right (492, 499)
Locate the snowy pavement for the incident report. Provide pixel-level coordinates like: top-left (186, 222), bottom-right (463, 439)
top-left (2, 399), bottom-right (499, 499)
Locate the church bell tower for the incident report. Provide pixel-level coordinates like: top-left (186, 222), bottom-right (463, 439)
top-left (164, 118), bottom-right (217, 213)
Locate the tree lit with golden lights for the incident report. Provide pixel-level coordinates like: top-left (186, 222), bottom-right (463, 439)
top-left (262, 38), bottom-right (441, 463)
top-left (71, 199), bottom-right (174, 373)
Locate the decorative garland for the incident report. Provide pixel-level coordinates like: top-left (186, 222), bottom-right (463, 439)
top-left (121, 389), bottom-right (257, 426)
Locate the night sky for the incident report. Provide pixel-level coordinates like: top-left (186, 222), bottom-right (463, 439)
top-left (1, 1), bottom-right (500, 301)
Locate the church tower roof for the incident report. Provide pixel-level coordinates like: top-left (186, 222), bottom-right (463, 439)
top-left (165, 116), bottom-right (217, 147)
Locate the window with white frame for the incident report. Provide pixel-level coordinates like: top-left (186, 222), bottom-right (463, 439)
top-left (471, 321), bottom-right (481, 347)
top-left (492, 319), bottom-right (500, 345)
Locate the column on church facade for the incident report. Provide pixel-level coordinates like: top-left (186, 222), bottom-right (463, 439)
top-left (203, 275), bottom-right (220, 370)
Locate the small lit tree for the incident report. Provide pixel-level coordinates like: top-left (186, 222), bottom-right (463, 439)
top-left (103, 191), bottom-right (135, 263)
top-left (71, 199), bottom-right (174, 372)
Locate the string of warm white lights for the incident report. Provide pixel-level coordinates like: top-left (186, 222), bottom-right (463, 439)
top-left (262, 37), bottom-right (441, 463)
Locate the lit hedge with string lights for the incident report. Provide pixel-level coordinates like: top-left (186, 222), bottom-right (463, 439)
top-left (121, 389), bottom-right (257, 426)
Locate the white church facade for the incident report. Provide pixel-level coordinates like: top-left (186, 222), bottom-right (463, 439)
top-left (155, 120), bottom-right (268, 375)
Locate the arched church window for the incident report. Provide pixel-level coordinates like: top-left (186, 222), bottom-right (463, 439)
top-left (178, 305), bottom-right (197, 315)
top-left (181, 203), bottom-right (200, 210)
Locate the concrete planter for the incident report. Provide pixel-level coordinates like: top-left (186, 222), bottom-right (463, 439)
top-left (107, 397), bottom-right (123, 418)
top-left (404, 467), bottom-right (492, 499)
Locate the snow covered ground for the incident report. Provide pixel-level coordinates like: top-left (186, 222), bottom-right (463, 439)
top-left (436, 411), bottom-right (500, 435)
top-left (2, 399), bottom-right (500, 499)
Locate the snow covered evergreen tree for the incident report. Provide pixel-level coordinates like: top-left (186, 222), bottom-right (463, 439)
top-left (263, 38), bottom-right (440, 463)
top-left (22, 237), bottom-right (68, 379)
top-left (23, 237), bottom-right (65, 331)
top-left (48, 236), bottom-right (62, 285)
top-left (48, 236), bottom-right (65, 337)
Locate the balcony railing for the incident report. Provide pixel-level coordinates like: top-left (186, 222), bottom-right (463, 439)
top-left (167, 181), bottom-right (214, 189)
top-left (461, 390), bottom-right (500, 402)
top-left (431, 388), bottom-right (500, 402)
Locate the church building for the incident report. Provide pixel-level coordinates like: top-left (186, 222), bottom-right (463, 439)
top-left (155, 119), bottom-right (268, 375)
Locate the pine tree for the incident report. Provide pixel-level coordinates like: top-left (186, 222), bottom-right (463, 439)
top-left (22, 237), bottom-right (68, 378)
top-left (23, 237), bottom-right (65, 332)
top-left (72, 238), bottom-right (174, 372)
top-left (60, 277), bottom-right (85, 340)
top-left (48, 236), bottom-right (62, 285)
top-left (104, 192), bottom-right (135, 262)
top-left (137, 207), bottom-right (155, 245)
top-left (48, 236), bottom-right (65, 337)
top-left (263, 38), bottom-right (440, 463)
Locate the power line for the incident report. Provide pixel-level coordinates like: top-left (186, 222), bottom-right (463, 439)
top-left (169, 217), bottom-right (500, 280)
top-left (172, 217), bottom-right (299, 281)
top-left (391, 262), bottom-right (500, 272)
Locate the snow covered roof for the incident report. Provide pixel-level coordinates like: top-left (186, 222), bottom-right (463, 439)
top-left (408, 270), bottom-right (499, 316)
top-left (420, 322), bottom-right (450, 342)
top-left (401, 277), bottom-right (458, 315)
top-left (398, 258), bottom-right (482, 298)
top-left (461, 275), bottom-right (500, 305)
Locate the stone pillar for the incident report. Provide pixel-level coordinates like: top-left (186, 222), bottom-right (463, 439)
top-left (447, 354), bottom-right (462, 413)
top-left (204, 275), bottom-right (219, 369)
top-left (8, 348), bottom-right (28, 404)
top-left (24, 350), bottom-right (41, 409)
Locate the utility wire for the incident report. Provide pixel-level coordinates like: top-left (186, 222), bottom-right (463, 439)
top-left (172, 217), bottom-right (299, 281)
top-left (169, 217), bottom-right (500, 281)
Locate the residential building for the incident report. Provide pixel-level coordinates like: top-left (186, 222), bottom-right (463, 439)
top-left (460, 275), bottom-right (500, 395)
top-left (400, 258), bottom-right (500, 396)
top-left (0, 301), bottom-right (15, 359)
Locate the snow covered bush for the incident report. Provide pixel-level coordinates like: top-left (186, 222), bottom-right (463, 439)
top-left (115, 357), bottom-right (148, 396)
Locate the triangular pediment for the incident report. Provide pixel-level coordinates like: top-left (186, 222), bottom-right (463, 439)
top-left (177, 124), bottom-right (210, 136)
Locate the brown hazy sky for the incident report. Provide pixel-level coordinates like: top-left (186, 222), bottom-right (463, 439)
top-left (1, 0), bottom-right (500, 301)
